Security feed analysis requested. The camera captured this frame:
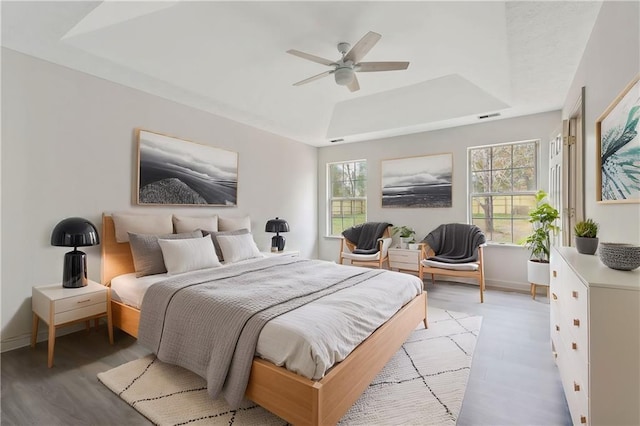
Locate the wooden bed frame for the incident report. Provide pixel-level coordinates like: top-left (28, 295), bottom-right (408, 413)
top-left (100, 214), bottom-right (428, 425)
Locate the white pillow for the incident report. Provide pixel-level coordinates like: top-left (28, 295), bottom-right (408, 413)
top-left (112, 213), bottom-right (173, 243)
top-left (216, 232), bottom-right (261, 263)
top-left (157, 236), bottom-right (221, 275)
top-left (173, 215), bottom-right (218, 233)
top-left (218, 215), bottom-right (251, 232)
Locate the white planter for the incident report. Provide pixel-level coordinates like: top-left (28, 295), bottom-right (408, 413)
top-left (399, 237), bottom-right (412, 249)
top-left (527, 259), bottom-right (550, 285)
top-left (408, 243), bottom-right (420, 250)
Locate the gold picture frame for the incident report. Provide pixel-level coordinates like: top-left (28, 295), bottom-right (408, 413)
top-left (596, 74), bottom-right (640, 203)
top-left (136, 129), bottom-right (238, 206)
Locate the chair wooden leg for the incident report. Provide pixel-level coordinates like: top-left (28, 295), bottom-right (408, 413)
top-left (431, 274), bottom-right (435, 287)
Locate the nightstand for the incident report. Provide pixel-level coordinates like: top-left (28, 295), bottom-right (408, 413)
top-left (388, 246), bottom-right (425, 275)
top-left (31, 280), bottom-right (113, 367)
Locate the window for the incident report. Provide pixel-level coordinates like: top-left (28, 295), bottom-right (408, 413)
top-left (468, 140), bottom-right (538, 244)
top-left (328, 160), bottom-right (367, 236)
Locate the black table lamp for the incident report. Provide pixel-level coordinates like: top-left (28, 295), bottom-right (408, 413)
top-left (51, 217), bottom-right (100, 288)
top-left (265, 217), bottom-right (289, 252)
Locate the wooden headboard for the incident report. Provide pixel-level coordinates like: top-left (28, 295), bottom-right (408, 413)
top-left (101, 214), bottom-right (136, 285)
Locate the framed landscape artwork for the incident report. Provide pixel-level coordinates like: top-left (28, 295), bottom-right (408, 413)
top-left (137, 130), bottom-right (238, 206)
top-left (381, 153), bottom-right (453, 208)
top-left (596, 74), bottom-right (640, 203)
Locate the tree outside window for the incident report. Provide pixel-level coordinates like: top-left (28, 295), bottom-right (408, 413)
top-left (328, 160), bottom-right (367, 236)
top-left (469, 141), bottom-right (538, 244)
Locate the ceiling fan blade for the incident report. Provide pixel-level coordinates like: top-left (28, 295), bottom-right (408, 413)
top-left (347, 74), bottom-right (360, 92)
top-left (356, 61), bottom-right (410, 72)
top-left (286, 49), bottom-right (335, 66)
top-left (293, 70), bottom-right (332, 86)
top-left (344, 31), bottom-right (382, 64)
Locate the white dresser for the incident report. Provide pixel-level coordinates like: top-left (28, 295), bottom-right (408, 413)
top-left (550, 246), bottom-right (640, 426)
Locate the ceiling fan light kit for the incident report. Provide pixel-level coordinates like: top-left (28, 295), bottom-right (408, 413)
top-left (334, 67), bottom-right (354, 85)
top-left (288, 31), bottom-right (409, 92)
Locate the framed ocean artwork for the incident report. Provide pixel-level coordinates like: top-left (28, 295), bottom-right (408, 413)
top-left (381, 153), bottom-right (453, 208)
top-left (136, 129), bottom-right (238, 206)
top-left (596, 74), bottom-right (640, 203)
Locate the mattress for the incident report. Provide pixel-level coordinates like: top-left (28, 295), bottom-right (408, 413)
top-left (110, 258), bottom-right (423, 380)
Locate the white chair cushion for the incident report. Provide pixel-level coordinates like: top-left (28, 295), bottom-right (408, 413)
top-left (421, 259), bottom-right (479, 271)
top-left (341, 251), bottom-right (381, 261)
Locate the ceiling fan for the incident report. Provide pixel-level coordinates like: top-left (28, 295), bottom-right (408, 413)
top-left (287, 31), bottom-right (410, 92)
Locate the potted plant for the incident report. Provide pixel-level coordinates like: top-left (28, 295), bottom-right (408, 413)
top-left (523, 190), bottom-right (560, 285)
top-left (392, 226), bottom-right (416, 249)
top-left (574, 218), bottom-right (599, 255)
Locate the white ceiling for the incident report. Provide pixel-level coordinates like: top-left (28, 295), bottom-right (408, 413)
top-left (1, 1), bottom-right (603, 147)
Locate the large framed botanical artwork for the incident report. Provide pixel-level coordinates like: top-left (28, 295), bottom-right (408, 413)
top-left (381, 153), bottom-right (453, 208)
top-left (596, 74), bottom-right (640, 203)
top-left (137, 129), bottom-right (238, 206)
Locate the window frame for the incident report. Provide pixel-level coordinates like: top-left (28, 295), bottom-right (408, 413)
top-left (467, 139), bottom-right (540, 245)
top-left (327, 159), bottom-right (367, 237)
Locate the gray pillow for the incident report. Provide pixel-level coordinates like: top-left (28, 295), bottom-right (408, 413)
top-left (202, 228), bottom-right (249, 262)
top-left (128, 230), bottom-right (203, 277)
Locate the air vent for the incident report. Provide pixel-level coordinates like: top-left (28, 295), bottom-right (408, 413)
top-left (478, 113), bottom-right (501, 120)
top-left (330, 138), bottom-right (344, 143)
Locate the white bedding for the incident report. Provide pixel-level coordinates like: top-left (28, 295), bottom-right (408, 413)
top-left (110, 256), bottom-right (423, 380)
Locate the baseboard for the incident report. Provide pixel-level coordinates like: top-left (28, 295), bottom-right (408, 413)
top-left (486, 278), bottom-right (531, 293)
top-left (1, 322), bottom-right (87, 353)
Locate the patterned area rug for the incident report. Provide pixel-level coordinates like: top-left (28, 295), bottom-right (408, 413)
top-left (98, 307), bottom-right (481, 425)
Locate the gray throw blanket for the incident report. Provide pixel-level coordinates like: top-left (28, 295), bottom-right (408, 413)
top-left (138, 255), bottom-right (385, 408)
top-left (342, 222), bottom-right (391, 255)
top-left (422, 223), bottom-right (486, 263)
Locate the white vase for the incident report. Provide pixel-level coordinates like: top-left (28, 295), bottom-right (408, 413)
top-left (399, 237), bottom-right (411, 249)
top-left (408, 243), bottom-right (420, 250)
top-left (527, 259), bottom-right (550, 285)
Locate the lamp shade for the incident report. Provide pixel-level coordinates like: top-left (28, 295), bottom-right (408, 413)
top-left (51, 217), bottom-right (99, 288)
top-left (51, 217), bottom-right (100, 248)
top-left (265, 217), bottom-right (290, 233)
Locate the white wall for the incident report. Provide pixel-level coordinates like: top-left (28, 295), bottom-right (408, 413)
top-left (563, 1), bottom-right (640, 245)
top-left (317, 111), bottom-right (561, 289)
top-left (1, 48), bottom-right (318, 351)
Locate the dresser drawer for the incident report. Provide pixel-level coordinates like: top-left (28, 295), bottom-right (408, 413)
top-left (54, 290), bottom-right (106, 314)
top-left (562, 274), bottom-right (589, 365)
top-left (555, 334), bottom-right (589, 426)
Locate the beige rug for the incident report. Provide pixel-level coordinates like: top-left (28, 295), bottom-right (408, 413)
top-left (98, 307), bottom-right (481, 426)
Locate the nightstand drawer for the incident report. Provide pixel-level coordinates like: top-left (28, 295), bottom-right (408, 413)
top-left (54, 291), bottom-right (106, 314)
top-left (391, 260), bottom-right (419, 271)
top-left (54, 302), bottom-right (106, 325)
top-left (389, 250), bottom-right (420, 262)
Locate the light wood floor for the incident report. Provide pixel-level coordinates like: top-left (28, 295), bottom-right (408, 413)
top-left (1, 282), bottom-right (571, 425)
